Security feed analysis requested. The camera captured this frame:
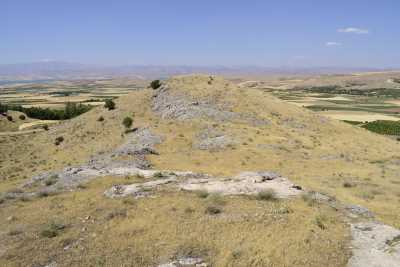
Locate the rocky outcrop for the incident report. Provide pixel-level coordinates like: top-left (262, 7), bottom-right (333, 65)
top-left (104, 170), bottom-right (303, 199)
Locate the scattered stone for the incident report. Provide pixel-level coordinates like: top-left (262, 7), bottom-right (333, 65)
top-left (345, 205), bottom-right (374, 218)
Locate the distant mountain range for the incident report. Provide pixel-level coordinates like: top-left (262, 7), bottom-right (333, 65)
top-left (0, 61), bottom-right (393, 81)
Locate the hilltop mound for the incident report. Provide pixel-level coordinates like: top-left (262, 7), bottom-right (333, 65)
top-left (0, 75), bottom-right (399, 266)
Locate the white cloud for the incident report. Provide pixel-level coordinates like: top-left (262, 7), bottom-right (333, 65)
top-left (326, 42), bottom-right (342, 47)
top-left (338, 27), bottom-right (369, 34)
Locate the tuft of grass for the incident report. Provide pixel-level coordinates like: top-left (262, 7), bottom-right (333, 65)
top-left (77, 183), bottom-right (88, 190)
top-left (37, 190), bottom-right (57, 198)
top-left (256, 189), bottom-right (277, 201)
top-left (343, 182), bottom-right (355, 188)
top-left (122, 198), bottom-right (136, 206)
top-left (184, 207), bottom-right (195, 214)
top-left (195, 190), bottom-right (209, 199)
top-left (7, 188), bottom-right (24, 194)
top-left (207, 192), bottom-right (226, 206)
top-left (8, 229), bottom-right (23, 236)
top-left (40, 222), bottom-right (66, 238)
top-left (314, 215), bottom-right (327, 230)
top-left (153, 172), bottom-right (165, 178)
top-left (205, 205), bottom-right (222, 215)
top-left (301, 192), bottom-right (318, 207)
top-left (106, 209), bottom-right (127, 220)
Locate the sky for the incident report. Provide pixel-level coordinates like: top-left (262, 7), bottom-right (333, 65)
top-left (1, 0), bottom-right (399, 67)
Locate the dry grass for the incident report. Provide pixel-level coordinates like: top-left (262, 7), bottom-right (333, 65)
top-left (1, 75), bottom-right (400, 264)
top-left (0, 176), bottom-right (350, 266)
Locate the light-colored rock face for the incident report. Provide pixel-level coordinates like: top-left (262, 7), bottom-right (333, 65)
top-left (179, 171), bottom-right (302, 198)
top-left (104, 170), bottom-right (303, 199)
top-left (348, 222), bottom-right (400, 267)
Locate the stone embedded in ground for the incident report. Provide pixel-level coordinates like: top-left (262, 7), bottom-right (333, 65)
top-left (158, 257), bottom-right (207, 267)
top-left (179, 171), bottom-right (303, 198)
top-left (103, 170), bottom-right (303, 199)
top-left (348, 222), bottom-right (400, 267)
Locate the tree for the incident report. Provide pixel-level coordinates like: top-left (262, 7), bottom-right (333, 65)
top-left (104, 99), bottom-right (116, 110)
top-left (122, 117), bottom-right (133, 129)
top-left (150, 80), bottom-right (161, 89)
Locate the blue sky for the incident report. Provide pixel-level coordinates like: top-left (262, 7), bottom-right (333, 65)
top-left (1, 0), bottom-right (399, 67)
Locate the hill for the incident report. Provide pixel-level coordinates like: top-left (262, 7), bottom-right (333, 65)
top-left (0, 75), bottom-right (399, 266)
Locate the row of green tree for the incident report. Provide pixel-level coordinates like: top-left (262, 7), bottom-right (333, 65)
top-left (0, 102), bottom-right (92, 120)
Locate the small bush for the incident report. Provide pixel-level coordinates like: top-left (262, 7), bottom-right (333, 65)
top-left (97, 116), bottom-right (104, 122)
top-left (55, 136), bottom-right (64, 146)
top-left (343, 182), bottom-right (355, 188)
top-left (256, 189), bottom-right (277, 201)
top-left (205, 205), bottom-right (222, 215)
top-left (122, 117), bottom-right (133, 129)
top-left (184, 207), bottom-right (195, 214)
top-left (8, 229), bottom-right (23, 236)
top-left (40, 222), bottom-right (65, 238)
top-left (104, 99), bottom-right (116, 110)
top-left (195, 190), bottom-right (209, 199)
top-left (150, 80), bottom-right (161, 90)
top-left (42, 125), bottom-right (49, 131)
top-left (106, 209), bottom-right (127, 220)
top-left (37, 190), bottom-right (57, 198)
top-left (207, 193), bottom-right (226, 206)
top-left (153, 172), bottom-right (165, 178)
top-left (7, 115), bottom-right (13, 121)
top-left (19, 114), bottom-right (26, 120)
top-left (77, 183), bottom-right (87, 190)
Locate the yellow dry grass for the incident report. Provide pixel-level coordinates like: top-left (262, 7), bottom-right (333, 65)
top-left (0, 176), bottom-right (350, 266)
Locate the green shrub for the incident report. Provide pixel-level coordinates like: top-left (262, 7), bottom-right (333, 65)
top-left (122, 117), bottom-right (133, 129)
top-left (7, 115), bottom-right (13, 121)
top-left (150, 80), bottom-right (161, 89)
top-left (104, 99), bottom-right (116, 110)
top-left (19, 114), bottom-right (26, 120)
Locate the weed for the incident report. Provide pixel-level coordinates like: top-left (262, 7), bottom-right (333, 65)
top-left (205, 206), bottom-right (222, 215)
top-left (195, 190), bottom-right (209, 199)
top-left (256, 189), bottom-right (277, 201)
